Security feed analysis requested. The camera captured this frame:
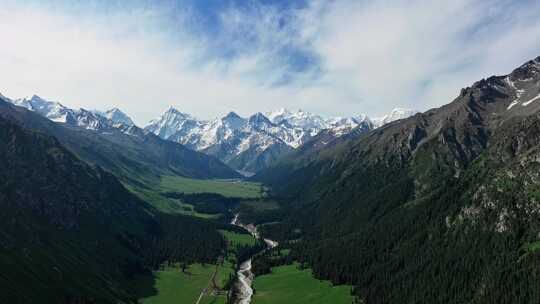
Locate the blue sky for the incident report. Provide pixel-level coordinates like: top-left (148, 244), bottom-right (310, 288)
top-left (1, 0), bottom-right (540, 124)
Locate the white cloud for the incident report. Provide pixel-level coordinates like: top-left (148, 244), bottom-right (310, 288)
top-left (0, 0), bottom-right (539, 124)
top-left (298, 0), bottom-right (540, 114)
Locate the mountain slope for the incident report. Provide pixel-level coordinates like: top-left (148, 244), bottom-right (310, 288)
top-left (256, 56), bottom-right (540, 303)
top-left (0, 113), bottom-right (230, 303)
top-left (253, 116), bottom-right (374, 182)
top-left (0, 115), bottom-right (158, 303)
top-left (0, 98), bottom-right (240, 185)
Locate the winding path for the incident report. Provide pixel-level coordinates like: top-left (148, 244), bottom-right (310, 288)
top-left (194, 259), bottom-right (221, 304)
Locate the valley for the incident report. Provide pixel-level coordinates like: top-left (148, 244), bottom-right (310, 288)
top-left (4, 1), bottom-right (540, 303)
top-left (127, 175), bottom-right (264, 215)
top-left (123, 55), bottom-right (540, 304)
top-left (127, 177), bottom-right (352, 304)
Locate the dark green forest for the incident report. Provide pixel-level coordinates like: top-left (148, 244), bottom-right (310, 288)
top-left (254, 59), bottom-right (540, 304)
top-left (0, 116), bottom-right (232, 303)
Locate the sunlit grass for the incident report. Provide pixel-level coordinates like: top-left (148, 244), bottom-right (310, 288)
top-left (252, 263), bottom-right (354, 304)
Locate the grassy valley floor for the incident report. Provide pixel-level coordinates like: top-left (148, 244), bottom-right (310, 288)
top-left (135, 263), bottom-right (233, 304)
top-left (131, 176), bottom-right (352, 304)
top-left (252, 263), bottom-right (354, 304)
top-left (159, 176), bottom-right (264, 199)
top-left (128, 175), bottom-right (265, 215)
top-left (135, 229), bottom-right (257, 304)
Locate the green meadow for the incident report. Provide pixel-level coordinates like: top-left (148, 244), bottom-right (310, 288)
top-left (219, 229), bottom-right (257, 248)
top-left (136, 263), bottom-right (233, 304)
top-left (136, 228), bottom-right (260, 304)
top-left (252, 263), bottom-right (354, 304)
top-left (159, 175), bottom-right (264, 198)
top-left (132, 174), bottom-right (268, 304)
top-left (128, 175), bottom-right (264, 214)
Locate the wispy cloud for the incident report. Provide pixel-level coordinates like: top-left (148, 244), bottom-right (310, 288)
top-left (0, 0), bottom-right (539, 124)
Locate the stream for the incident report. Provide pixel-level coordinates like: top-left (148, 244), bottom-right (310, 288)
top-left (230, 214), bottom-right (278, 304)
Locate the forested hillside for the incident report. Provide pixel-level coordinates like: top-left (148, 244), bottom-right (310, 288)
top-left (0, 116), bottom-right (227, 303)
top-left (255, 56), bottom-right (540, 304)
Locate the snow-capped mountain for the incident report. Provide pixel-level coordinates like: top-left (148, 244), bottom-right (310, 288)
top-left (2, 92), bottom-right (416, 174)
top-left (11, 95), bottom-right (74, 123)
top-left (4, 94), bottom-right (135, 132)
top-left (144, 107), bottom-right (414, 173)
top-left (325, 114), bottom-right (374, 137)
top-left (373, 108), bottom-right (418, 127)
top-left (145, 109), bottom-right (305, 173)
top-left (266, 108), bottom-right (380, 137)
top-left (96, 108), bottom-right (135, 127)
top-left (145, 107), bottom-right (200, 139)
top-left (266, 108), bottom-right (328, 134)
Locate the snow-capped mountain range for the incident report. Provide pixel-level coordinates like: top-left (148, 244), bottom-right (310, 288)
top-left (144, 107), bottom-right (417, 173)
top-left (4, 95), bottom-right (135, 132)
top-left (1, 93), bottom-right (417, 173)
top-left (10, 95), bottom-right (78, 124)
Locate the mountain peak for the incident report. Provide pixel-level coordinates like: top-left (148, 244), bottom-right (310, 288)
top-left (355, 113), bottom-right (371, 122)
top-left (266, 107), bottom-right (326, 131)
top-left (163, 106), bottom-right (185, 116)
top-left (8, 95), bottom-right (74, 123)
top-left (248, 112), bottom-right (272, 126)
top-left (24, 94), bottom-right (56, 106)
top-left (266, 108), bottom-right (290, 120)
top-left (224, 111), bottom-right (242, 120)
top-left (106, 107), bottom-right (121, 113)
top-left (103, 107), bottom-right (134, 126)
top-left (373, 108), bottom-right (417, 127)
top-left (29, 94), bottom-right (44, 101)
top-left (144, 106), bottom-right (198, 138)
top-left (166, 106), bottom-right (180, 113)
top-left (161, 107), bottom-right (193, 120)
